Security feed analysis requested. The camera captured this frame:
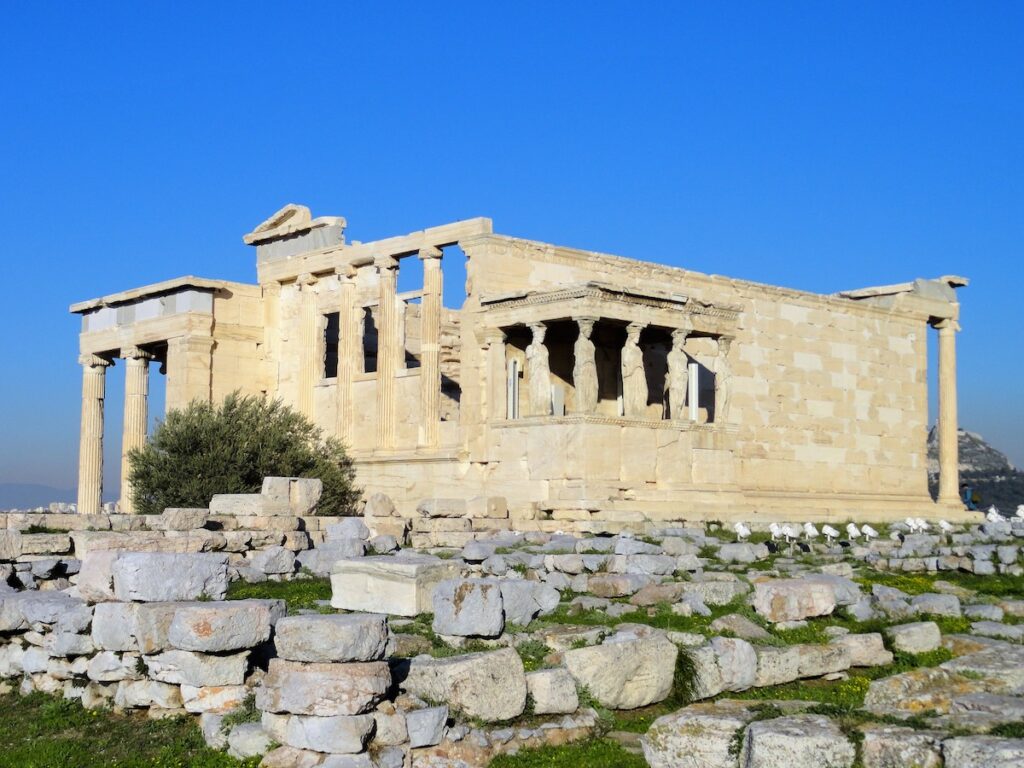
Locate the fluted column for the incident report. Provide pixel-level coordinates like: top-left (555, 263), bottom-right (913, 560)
top-left (335, 266), bottom-right (357, 445)
top-left (572, 317), bottom-right (598, 414)
top-left (376, 256), bottom-right (399, 449)
top-left (119, 346), bottom-right (153, 514)
top-left (936, 319), bottom-right (961, 503)
top-left (77, 354), bottom-right (111, 514)
top-left (667, 328), bottom-right (690, 420)
top-left (297, 273), bottom-right (319, 420)
top-left (418, 247), bottom-right (443, 447)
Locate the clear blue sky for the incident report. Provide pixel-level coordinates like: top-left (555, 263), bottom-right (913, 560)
top-left (0, 2), bottom-right (1021, 501)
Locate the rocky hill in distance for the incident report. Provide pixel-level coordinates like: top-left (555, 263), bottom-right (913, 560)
top-left (928, 427), bottom-right (1024, 512)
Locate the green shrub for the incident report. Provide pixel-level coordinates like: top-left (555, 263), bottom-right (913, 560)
top-left (128, 392), bottom-right (359, 515)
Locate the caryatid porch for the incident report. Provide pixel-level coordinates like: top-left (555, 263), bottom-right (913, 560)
top-left (478, 282), bottom-right (740, 424)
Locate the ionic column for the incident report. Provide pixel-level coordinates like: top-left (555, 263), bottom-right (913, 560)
top-left (77, 354), bottom-right (111, 514)
top-left (335, 266), bottom-right (357, 444)
top-left (572, 317), bottom-right (598, 414)
top-left (297, 273), bottom-right (319, 420)
top-left (376, 256), bottom-right (399, 449)
top-left (621, 322), bottom-right (648, 418)
top-left (418, 247), bottom-right (443, 447)
top-left (936, 319), bottom-right (961, 503)
top-left (667, 328), bottom-right (690, 420)
top-left (119, 346), bottom-right (153, 514)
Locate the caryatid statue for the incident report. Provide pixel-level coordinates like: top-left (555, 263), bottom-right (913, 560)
top-left (667, 328), bottom-right (690, 420)
top-left (526, 322), bottom-right (552, 416)
top-left (714, 335), bottom-right (733, 423)
top-left (573, 318), bottom-right (598, 414)
top-left (621, 323), bottom-right (648, 418)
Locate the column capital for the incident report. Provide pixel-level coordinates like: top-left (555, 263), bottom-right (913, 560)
top-left (375, 254), bottom-right (399, 271)
top-left (418, 245), bottom-right (443, 261)
top-left (717, 335), bottom-right (734, 353)
top-left (671, 327), bottom-right (691, 345)
top-left (120, 345), bottom-right (155, 362)
top-left (79, 353), bottom-right (112, 368)
top-left (626, 321), bottom-right (644, 339)
top-left (528, 321), bottom-right (547, 340)
top-left (297, 272), bottom-right (318, 289)
top-left (481, 327), bottom-right (506, 346)
top-left (934, 319), bottom-right (961, 333)
top-left (335, 263), bottom-right (358, 281)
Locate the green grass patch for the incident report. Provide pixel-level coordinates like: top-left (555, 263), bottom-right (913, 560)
top-left (24, 524), bottom-right (70, 535)
top-left (487, 738), bottom-right (646, 768)
top-left (225, 577), bottom-right (332, 614)
top-left (515, 639), bottom-right (555, 672)
top-left (0, 691), bottom-right (257, 768)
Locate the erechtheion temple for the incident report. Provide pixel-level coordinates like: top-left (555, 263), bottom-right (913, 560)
top-left (71, 205), bottom-right (969, 524)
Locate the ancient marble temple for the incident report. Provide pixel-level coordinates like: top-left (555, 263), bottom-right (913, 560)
top-left (71, 205), bottom-right (969, 524)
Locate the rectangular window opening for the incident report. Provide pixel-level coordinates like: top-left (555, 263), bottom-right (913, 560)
top-left (323, 312), bottom-right (339, 378)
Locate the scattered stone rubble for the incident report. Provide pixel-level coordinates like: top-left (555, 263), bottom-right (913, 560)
top-left (2, 488), bottom-right (1024, 767)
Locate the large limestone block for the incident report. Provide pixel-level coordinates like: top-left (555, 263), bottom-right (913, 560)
top-left (331, 554), bottom-right (460, 617)
top-left (261, 711), bottom-right (375, 754)
top-left (114, 679), bottom-right (183, 709)
top-left (72, 530), bottom-right (218, 556)
top-left (0, 592), bottom-right (84, 631)
top-left (402, 647), bottom-right (527, 722)
top-left (144, 650), bottom-right (249, 687)
top-left (181, 684), bottom-right (249, 714)
top-left (274, 614), bottom-right (394, 663)
top-left (864, 668), bottom-right (988, 716)
top-left (499, 580), bottom-right (560, 626)
top-left (587, 573), bottom-right (650, 598)
top-left (250, 546), bottom-right (296, 575)
top-left (752, 579), bottom-right (836, 623)
top-left (690, 637), bottom-right (758, 699)
top-left (209, 494), bottom-right (289, 516)
top-left (289, 479), bottom-right (323, 515)
top-left (741, 714), bottom-right (856, 768)
top-left (406, 705), bottom-right (448, 748)
top-left (134, 602), bottom-right (187, 654)
top-left (943, 736), bottom-right (1024, 768)
top-left (941, 646), bottom-right (1024, 694)
top-left (563, 631), bottom-right (678, 709)
top-left (830, 633), bottom-right (893, 667)
top-left (860, 725), bottom-right (944, 768)
top-left (112, 553), bottom-right (229, 602)
top-left (91, 602), bottom-right (138, 651)
top-left (0, 530), bottom-right (22, 560)
top-left (256, 659), bottom-right (390, 716)
top-left (77, 551), bottom-right (121, 602)
top-left (754, 644), bottom-right (851, 687)
top-left (526, 668), bottom-right (579, 715)
top-left (86, 651), bottom-right (143, 682)
top-left (168, 600), bottom-right (282, 652)
top-left (643, 701), bottom-right (759, 768)
top-left (432, 578), bottom-right (504, 638)
top-left (884, 621), bottom-right (941, 654)
top-left (152, 508), bottom-right (210, 531)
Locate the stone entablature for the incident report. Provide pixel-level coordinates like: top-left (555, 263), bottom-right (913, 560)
top-left (70, 203), bottom-right (969, 523)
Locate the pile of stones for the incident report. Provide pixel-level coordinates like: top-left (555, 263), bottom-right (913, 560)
top-left (3, 492), bottom-right (1024, 767)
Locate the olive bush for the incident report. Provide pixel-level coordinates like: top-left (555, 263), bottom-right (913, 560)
top-left (128, 392), bottom-right (359, 515)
